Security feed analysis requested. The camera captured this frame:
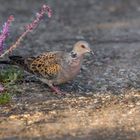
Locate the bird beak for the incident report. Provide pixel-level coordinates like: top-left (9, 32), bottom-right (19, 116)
top-left (86, 50), bottom-right (94, 57)
top-left (90, 50), bottom-right (94, 55)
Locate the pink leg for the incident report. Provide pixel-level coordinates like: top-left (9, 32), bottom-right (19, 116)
top-left (50, 85), bottom-right (65, 96)
top-left (38, 78), bottom-right (65, 95)
top-left (51, 86), bottom-right (61, 93)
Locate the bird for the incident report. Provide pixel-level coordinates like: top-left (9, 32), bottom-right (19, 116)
top-left (0, 41), bottom-right (94, 94)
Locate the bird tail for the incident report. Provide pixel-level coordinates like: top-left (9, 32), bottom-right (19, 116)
top-left (0, 56), bottom-right (25, 66)
top-left (0, 60), bottom-right (12, 64)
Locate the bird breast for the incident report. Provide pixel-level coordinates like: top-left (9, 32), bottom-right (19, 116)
top-left (53, 57), bottom-right (83, 85)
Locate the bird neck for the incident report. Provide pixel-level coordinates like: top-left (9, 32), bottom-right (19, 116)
top-left (70, 51), bottom-right (77, 58)
top-left (68, 51), bottom-right (83, 66)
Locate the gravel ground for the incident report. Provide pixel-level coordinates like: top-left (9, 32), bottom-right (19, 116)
top-left (0, 0), bottom-right (140, 139)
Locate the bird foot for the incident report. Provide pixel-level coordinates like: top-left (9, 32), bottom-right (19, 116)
top-left (51, 86), bottom-right (66, 96)
top-left (38, 78), bottom-right (66, 96)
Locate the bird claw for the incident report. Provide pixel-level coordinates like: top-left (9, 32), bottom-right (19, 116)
top-left (51, 86), bottom-right (66, 96)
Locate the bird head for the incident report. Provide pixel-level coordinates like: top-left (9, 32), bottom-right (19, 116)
top-left (71, 41), bottom-right (94, 58)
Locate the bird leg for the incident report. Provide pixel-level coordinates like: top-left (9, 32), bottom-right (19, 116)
top-left (49, 85), bottom-right (66, 96)
top-left (38, 78), bottom-right (64, 95)
top-left (49, 85), bottom-right (62, 94)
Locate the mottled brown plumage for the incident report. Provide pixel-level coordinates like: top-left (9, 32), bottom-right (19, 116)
top-left (28, 52), bottom-right (62, 79)
top-left (0, 41), bottom-right (93, 94)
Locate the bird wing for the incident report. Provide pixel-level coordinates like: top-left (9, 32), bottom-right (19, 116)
top-left (25, 51), bottom-right (64, 79)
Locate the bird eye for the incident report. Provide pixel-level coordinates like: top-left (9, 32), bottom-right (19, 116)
top-left (81, 45), bottom-right (86, 48)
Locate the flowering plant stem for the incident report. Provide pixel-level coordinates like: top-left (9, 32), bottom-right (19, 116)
top-left (0, 15), bottom-right (14, 54)
top-left (0, 4), bottom-right (52, 58)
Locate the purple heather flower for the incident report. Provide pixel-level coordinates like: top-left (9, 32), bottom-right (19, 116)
top-left (0, 84), bottom-right (4, 92)
top-left (26, 4), bottom-right (52, 31)
top-left (0, 4), bottom-right (52, 58)
top-left (0, 15), bottom-right (14, 54)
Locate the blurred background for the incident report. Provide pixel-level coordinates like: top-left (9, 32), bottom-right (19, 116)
top-left (1, 0), bottom-right (140, 53)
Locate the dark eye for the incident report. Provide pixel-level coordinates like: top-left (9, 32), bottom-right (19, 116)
top-left (81, 45), bottom-right (86, 48)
